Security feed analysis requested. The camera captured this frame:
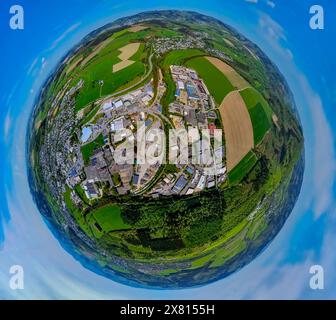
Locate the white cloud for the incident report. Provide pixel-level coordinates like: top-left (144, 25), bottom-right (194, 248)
top-left (4, 114), bottom-right (11, 142)
top-left (49, 22), bottom-right (81, 50)
top-left (267, 1), bottom-right (276, 8)
top-left (27, 57), bottom-right (39, 76)
top-left (245, 0), bottom-right (258, 3)
top-left (259, 13), bottom-right (286, 42)
top-left (40, 57), bottom-right (47, 73)
top-left (298, 76), bottom-right (336, 217)
top-left (258, 13), bottom-right (335, 218)
top-left (1, 9), bottom-right (335, 300)
top-left (258, 13), bottom-right (293, 60)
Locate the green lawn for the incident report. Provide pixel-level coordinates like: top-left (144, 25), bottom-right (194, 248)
top-left (185, 57), bottom-right (235, 104)
top-left (92, 204), bottom-right (131, 232)
top-left (229, 151), bottom-right (258, 184)
top-left (240, 87), bottom-right (272, 145)
top-left (81, 133), bottom-right (105, 165)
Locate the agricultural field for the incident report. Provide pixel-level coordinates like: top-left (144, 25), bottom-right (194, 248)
top-left (185, 56), bottom-right (235, 104)
top-left (219, 91), bottom-right (254, 171)
top-left (206, 56), bottom-right (250, 90)
top-left (162, 49), bottom-right (205, 66)
top-left (240, 87), bottom-right (273, 145)
top-left (128, 24), bottom-right (148, 32)
top-left (112, 42), bottom-right (142, 72)
top-left (64, 187), bottom-right (93, 237)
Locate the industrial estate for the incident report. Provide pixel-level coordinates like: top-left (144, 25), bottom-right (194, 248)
top-left (29, 11), bottom-right (304, 288)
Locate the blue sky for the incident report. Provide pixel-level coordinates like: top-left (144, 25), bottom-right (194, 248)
top-left (0, 0), bottom-right (336, 299)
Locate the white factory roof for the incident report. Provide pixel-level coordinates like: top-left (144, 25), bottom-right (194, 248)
top-left (113, 100), bottom-right (123, 109)
top-left (102, 101), bottom-right (113, 110)
top-left (111, 118), bottom-right (124, 131)
top-left (196, 175), bottom-right (206, 190)
top-left (177, 81), bottom-right (185, 90)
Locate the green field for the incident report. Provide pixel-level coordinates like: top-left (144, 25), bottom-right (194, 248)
top-left (63, 27), bottom-right (188, 112)
top-left (60, 30), bottom-right (151, 111)
top-left (229, 151), bottom-right (258, 184)
top-left (92, 204), bottom-right (131, 232)
top-left (81, 133), bottom-right (105, 165)
top-left (75, 45), bottom-right (146, 110)
top-left (240, 87), bottom-right (273, 145)
top-left (190, 254), bottom-right (213, 269)
top-left (64, 187), bottom-right (93, 237)
top-left (210, 241), bottom-right (247, 268)
top-left (185, 56), bottom-right (235, 104)
top-left (163, 49), bottom-right (205, 66)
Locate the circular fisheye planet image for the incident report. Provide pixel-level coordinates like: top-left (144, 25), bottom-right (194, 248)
top-left (28, 10), bottom-right (304, 288)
